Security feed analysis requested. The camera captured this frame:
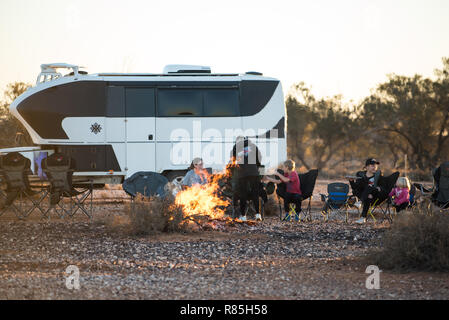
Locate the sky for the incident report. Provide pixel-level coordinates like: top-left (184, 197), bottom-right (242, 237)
top-left (0, 0), bottom-right (448, 103)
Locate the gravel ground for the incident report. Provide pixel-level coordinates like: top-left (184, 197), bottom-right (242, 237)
top-left (1, 208), bottom-right (448, 300)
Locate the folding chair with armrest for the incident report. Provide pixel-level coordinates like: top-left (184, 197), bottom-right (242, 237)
top-left (320, 182), bottom-right (355, 223)
top-left (42, 153), bottom-right (93, 219)
top-left (366, 172), bottom-right (400, 223)
top-left (276, 169), bottom-right (319, 222)
top-left (0, 152), bottom-right (48, 219)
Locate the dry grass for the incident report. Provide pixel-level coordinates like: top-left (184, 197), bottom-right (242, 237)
top-left (263, 195), bottom-right (280, 217)
top-left (367, 209), bottom-right (449, 272)
top-left (105, 194), bottom-right (188, 236)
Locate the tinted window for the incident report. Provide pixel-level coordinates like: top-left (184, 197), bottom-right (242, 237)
top-left (240, 80), bottom-right (279, 116)
top-left (203, 89), bottom-right (239, 116)
top-left (157, 89), bottom-right (203, 117)
top-left (106, 86), bottom-right (125, 117)
top-left (125, 88), bottom-right (155, 117)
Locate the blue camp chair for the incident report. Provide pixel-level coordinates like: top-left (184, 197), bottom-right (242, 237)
top-left (320, 182), bottom-right (356, 222)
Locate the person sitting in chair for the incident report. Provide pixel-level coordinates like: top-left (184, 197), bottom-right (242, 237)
top-left (265, 159), bottom-right (302, 221)
top-left (349, 158), bottom-right (389, 224)
top-left (388, 176), bottom-right (411, 213)
top-left (181, 157), bottom-right (209, 189)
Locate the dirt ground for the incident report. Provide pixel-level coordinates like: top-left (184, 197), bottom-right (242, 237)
top-left (0, 180), bottom-right (448, 300)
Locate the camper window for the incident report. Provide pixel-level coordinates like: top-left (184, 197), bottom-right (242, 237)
top-left (157, 89), bottom-right (202, 117)
top-left (203, 89), bottom-right (239, 117)
top-left (125, 88), bottom-right (156, 117)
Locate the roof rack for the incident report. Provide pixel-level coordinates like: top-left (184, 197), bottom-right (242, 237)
top-left (37, 63), bottom-right (84, 84)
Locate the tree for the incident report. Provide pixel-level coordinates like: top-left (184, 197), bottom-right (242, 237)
top-left (361, 57), bottom-right (449, 172)
top-left (0, 81), bottom-right (33, 148)
top-left (286, 83), bottom-right (363, 170)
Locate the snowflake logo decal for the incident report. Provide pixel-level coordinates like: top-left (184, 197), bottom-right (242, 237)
top-left (90, 122), bottom-right (102, 134)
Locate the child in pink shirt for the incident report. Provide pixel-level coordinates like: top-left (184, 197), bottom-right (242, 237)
top-left (389, 177), bottom-right (410, 213)
top-left (264, 159), bottom-right (302, 221)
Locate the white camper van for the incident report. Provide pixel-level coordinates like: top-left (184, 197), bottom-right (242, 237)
top-left (7, 63), bottom-right (287, 184)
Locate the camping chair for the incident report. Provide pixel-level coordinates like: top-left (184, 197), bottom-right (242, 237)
top-left (42, 153), bottom-right (93, 219)
top-left (365, 172), bottom-right (400, 223)
top-left (414, 162), bottom-right (449, 212)
top-left (413, 182), bottom-right (435, 212)
top-left (276, 169), bottom-right (319, 222)
top-left (320, 182), bottom-right (355, 222)
top-left (0, 152), bottom-right (48, 219)
top-left (432, 161), bottom-right (449, 210)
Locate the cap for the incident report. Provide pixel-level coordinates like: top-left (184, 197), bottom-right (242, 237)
top-left (365, 158), bottom-right (380, 166)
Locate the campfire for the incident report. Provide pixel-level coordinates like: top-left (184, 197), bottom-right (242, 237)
top-left (174, 161), bottom-right (234, 219)
top-left (173, 160), bottom-right (256, 229)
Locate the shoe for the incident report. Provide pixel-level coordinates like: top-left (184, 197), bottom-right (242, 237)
top-left (294, 213), bottom-right (300, 222)
top-left (255, 213), bottom-right (262, 221)
top-left (354, 201), bottom-right (362, 209)
top-left (239, 216), bottom-right (247, 221)
top-left (355, 217), bottom-right (366, 224)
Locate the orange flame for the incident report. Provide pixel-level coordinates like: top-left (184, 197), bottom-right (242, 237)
top-left (175, 160), bottom-right (237, 220)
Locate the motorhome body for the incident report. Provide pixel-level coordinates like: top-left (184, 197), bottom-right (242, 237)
top-left (7, 64), bottom-right (287, 184)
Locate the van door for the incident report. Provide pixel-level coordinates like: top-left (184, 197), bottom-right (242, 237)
top-left (155, 88), bottom-right (202, 172)
top-left (125, 87), bottom-right (156, 176)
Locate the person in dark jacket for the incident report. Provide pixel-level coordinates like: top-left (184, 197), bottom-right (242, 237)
top-left (230, 136), bottom-right (263, 221)
top-left (349, 158), bottom-right (388, 224)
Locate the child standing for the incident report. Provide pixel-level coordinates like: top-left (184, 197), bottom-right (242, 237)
top-left (388, 177), bottom-right (411, 213)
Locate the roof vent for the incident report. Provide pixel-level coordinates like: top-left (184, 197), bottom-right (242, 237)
top-left (163, 64), bottom-right (211, 74)
top-left (245, 71), bottom-right (263, 76)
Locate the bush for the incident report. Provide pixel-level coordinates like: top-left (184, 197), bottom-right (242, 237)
top-left (368, 210), bottom-right (449, 272)
top-left (124, 194), bottom-right (185, 236)
top-left (263, 195), bottom-right (280, 217)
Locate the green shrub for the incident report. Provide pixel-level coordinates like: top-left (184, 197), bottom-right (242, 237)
top-left (368, 210), bottom-right (449, 272)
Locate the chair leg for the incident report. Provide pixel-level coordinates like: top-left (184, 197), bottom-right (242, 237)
top-left (368, 199), bottom-right (379, 222)
top-left (277, 196), bottom-right (283, 221)
top-left (320, 203), bottom-right (329, 222)
top-left (69, 190), bottom-right (93, 219)
top-left (28, 190), bottom-right (50, 219)
top-left (345, 206), bottom-right (349, 223)
top-left (383, 203), bottom-right (393, 224)
top-left (260, 198), bottom-right (265, 221)
top-left (303, 198), bottom-right (312, 222)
